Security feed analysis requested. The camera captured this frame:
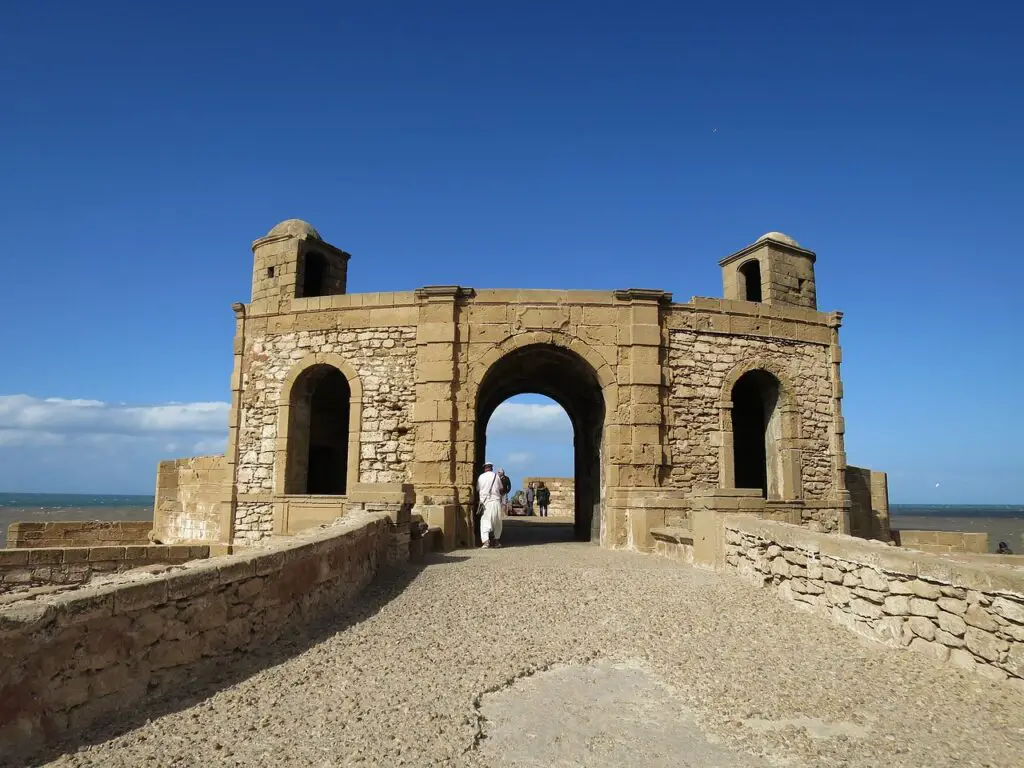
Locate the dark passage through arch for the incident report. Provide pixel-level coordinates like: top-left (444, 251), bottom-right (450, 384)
top-left (285, 364), bottom-right (351, 494)
top-left (475, 344), bottom-right (605, 543)
top-left (740, 259), bottom-right (762, 302)
top-left (731, 369), bottom-right (781, 498)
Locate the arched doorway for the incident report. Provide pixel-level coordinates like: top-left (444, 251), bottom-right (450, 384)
top-left (739, 259), bottom-right (762, 302)
top-left (285, 364), bottom-right (351, 494)
top-left (730, 369), bottom-right (782, 498)
top-left (474, 344), bottom-right (605, 542)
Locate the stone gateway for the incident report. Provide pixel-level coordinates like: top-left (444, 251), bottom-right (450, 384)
top-left (153, 221), bottom-right (887, 553)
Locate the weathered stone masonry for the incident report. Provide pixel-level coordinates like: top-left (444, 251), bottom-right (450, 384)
top-left (154, 221), bottom-right (881, 552)
top-left (723, 516), bottom-right (1024, 687)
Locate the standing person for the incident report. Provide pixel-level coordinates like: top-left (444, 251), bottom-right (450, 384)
top-left (537, 483), bottom-right (551, 517)
top-left (498, 469), bottom-right (511, 516)
top-left (525, 482), bottom-right (535, 516)
top-left (476, 461), bottom-right (503, 548)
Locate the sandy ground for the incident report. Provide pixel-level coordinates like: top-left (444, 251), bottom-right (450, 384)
top-left (28, 519), bottom-right (1024, 768)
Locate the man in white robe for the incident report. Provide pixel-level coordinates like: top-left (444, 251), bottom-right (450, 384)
top-left (477, 461), bottom-right (503, 548)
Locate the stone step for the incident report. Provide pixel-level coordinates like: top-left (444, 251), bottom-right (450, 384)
top-left (650, 526), bottom-right (694, 546)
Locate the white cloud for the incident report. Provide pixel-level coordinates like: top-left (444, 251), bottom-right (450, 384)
top-left (502, 451), bottom-right (534, 467)
top-left (193, 437), bottom-right (228, 455)
top-left (0, 395), bottom-right (229, 436)
top-left (487, 403), bottom-right (572, 435)
top-left (0, 429), bottom-right (66, 447)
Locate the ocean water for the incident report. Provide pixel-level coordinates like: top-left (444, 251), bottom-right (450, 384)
top-left (890, 504), bottom-right (1024, 554)
top-left (0, 493), bottom-right (154, 548)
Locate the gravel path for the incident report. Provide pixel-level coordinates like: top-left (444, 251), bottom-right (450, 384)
top-left (37, 520), bottom-right (1024, 767)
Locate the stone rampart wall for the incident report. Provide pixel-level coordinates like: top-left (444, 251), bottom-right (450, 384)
top-left (0, 512), bottom-right (391, 763)
top-left (723, 516), bottom-right (1024, 686)
top-left (666, 332), bottom-right (838, 529)
top-left (0, 545), bottom-right (208, 595)
top-left (894, 529), bottom-right (989, 555)
top-left (154, 455), bottom-right (231, 544)
top-left (6, 521), bottom-right (153, 549)
top-left (522, 477), bottom-right (574, 517)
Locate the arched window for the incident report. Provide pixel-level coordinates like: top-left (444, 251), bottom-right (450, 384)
top-left (300, 251), bottom-right (327, 298)
top-left (739, 260), bottom-right (762, 302)
top-left (285, 364), bottom-right (351, 494)
top-left (731, 369), bottom-right (781, 498)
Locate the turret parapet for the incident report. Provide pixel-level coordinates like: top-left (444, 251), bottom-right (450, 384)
top-left (250, 219), bottom-right (351, 304)
top-left (719, 232), bottom-right (817, 310)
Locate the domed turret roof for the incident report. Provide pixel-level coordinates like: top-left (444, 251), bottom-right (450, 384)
top-left (757, 231), bottom-right (801, 247)
top-left (267, 219), bottom-right (322, 240)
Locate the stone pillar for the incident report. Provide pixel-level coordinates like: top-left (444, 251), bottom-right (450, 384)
top-left (606, 289), bottom-right (672, 548)
top-left (827, 311), bottom-right (852, 533)
top-left (409, 286), bottom-right (472, 546)
top-left (223, 302), bottom-right (247, 546)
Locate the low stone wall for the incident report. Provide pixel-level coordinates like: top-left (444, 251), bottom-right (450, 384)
top-left (894, 529), bottom-right (989, 555)
top-left (0, 544), bottom-right (209, 595)
top-left (0, 512), bottom-right (391, 762)
top-left (6, 521), bottom-right (154, 549)
top-left (522, 477), bottom-right (573, 517)
top-left (154, 455), bottom-right (231, 544)
top-left (723, 516), bottom-right (1024, 686)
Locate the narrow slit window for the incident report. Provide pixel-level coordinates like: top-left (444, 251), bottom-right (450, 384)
top-left (740, 260), bottom-right (762, 302)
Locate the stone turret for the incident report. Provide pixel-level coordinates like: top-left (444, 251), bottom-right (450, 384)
top-left (250, 219), bottom-right (351, 305)
top-left (719, 232), bottom-right (817, 309)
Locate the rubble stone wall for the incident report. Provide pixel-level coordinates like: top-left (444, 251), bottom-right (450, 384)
top-left (6, 521), bottom-right (153, 549)
top-left (237, 327), bottom-right (417, 495)
top-left (723, 516), bottom-right (1024, 686)
top-left (667, 332), bottom-right (838, 529)
top-left (0, 545), bottom-right (208, 595)
top-left (154, 455), bottom-right (231, 544)
top-left (0, 513), bottom-right (390, 763)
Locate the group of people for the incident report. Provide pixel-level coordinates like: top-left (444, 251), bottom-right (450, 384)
top-left (523, 481), bottom-right (551, 517)
top-left (475, 463), bottom-right (553, 548)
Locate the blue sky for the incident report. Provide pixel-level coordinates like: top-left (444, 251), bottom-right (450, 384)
top-left (0, 1), bottom-right (1020, 502)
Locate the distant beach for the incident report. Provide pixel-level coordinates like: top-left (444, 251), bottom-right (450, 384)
top-left (890, 504), bottom-right (1024, 554)
top-left (0, 493), bottom-right (154, 548)
top-left (1, 495), bottom-right (1022, 554)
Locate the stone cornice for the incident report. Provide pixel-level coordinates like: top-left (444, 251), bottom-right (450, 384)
top-left (719, 237), bottom-right (817, 268)
top-left (414, 285), bottom-right (476, 300)
top-left (251, 233), bottom-right (351, 260)
top-left (613, 288), bottom-right (674, 303)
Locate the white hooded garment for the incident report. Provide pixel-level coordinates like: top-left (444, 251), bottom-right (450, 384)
top-left (477, 469), bottom-right (503, 543)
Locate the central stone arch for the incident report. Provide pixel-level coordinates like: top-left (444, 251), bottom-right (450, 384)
top-left (470, 336), bottom-right (610, 542)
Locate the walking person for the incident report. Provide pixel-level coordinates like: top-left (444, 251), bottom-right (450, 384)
top-left (525, 482), bottom-right (535, 516)
top-left (537, 482), bottom-right (550, 517)
top-left (476, 461), bottom-right (503, 548)
top-left (498, 468), bottom-right (511, 516)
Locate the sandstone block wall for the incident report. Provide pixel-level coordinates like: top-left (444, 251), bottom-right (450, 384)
top-left (723, 516), bottom-right (1024, 686)
top-left (6, 521), bottom-right (153, 549)
top-left (846, 466), bottom-right (890, 541)
top-left (154, 455), bottom-right (231, 544)
top-left (894, 530), bottom-right (989, 555)
top-left (522, 477), bottom-right (574, 517)
top-left (0, 513), bottom-right (390, 762)
top-left (0, 545), bottom-right (209, 595)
